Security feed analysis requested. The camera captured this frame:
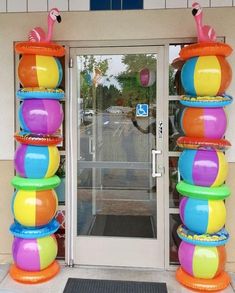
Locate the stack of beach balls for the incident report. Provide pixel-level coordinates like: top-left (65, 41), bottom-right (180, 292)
top-left (9, 42), bottom-right (65, 284)
top-left (175, 41), bottom-right (233, 291)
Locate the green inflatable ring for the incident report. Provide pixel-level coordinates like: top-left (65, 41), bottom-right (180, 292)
top-left (11, 176), bottom-right (61, 191)
top-left (176, 181), bottom-right (230, 200)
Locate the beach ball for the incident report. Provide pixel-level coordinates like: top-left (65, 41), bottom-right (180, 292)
top-left (181, 107), bottom-right (227, 139)
top-left (139, 68), bottom-right (156, 87)
top-left (12, 235), bottom-right (58, 271)
top-left (18, 55), bottom-right (63, 88)
top-left (179, 149), bottom-right (228, 187)
top-left (12, 189), bottom-right (58, 227)
top-left (19, 99), bottom-right (63, 135)
top-left (179, 241), bottom-right (226, 279)
top-left (180, 197), bottom-right (226, 234)
top-left (14, 144), bottom-right (60, 179)
top-left (181, 56), bottom-right (231, 96)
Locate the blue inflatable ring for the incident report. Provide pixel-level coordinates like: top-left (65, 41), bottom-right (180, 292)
top-left (180, 94), bottom-right (233, 108)
top-left (17, 88), bottom-right (65, 100)
top-left (11, 176), bottom-right (61, 191)
top-left (10, 218), bottom-right (60, 239)
top-left (177, 225), bottom-right (229, 246)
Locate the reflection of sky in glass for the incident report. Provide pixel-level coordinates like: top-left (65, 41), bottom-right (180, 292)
top-left (169, 45), bottom-right (181, 63)
top-left (78, 47), bottom-right (181, 90)
top-left (100, 55), bottom-right (125, 89)
top-left (78, 55), bottom-right (126, 90)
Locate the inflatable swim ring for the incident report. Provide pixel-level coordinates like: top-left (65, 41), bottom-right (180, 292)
top-left (177, 225), bottom-right (229, 247)
top-left (17, 88), bottom-right (65, 100)
top-left (14, 132), bottom-right (63, 146)
top-left (176, 267), bottom-right (230, 292)
top-left (15, 42), bottom-right (65, 57)
top-left (10, 218), bottom-right (60, 239)
top-left (11, 176), bottom-right (61, 191)
top-left (180, 95), bottom-right (233, 108)
top-left (176, 181), bottom-right (230, 200)
top-left (10, 261), bottom-right (60, 284)
top-left (179, 42), bottom-right (232, 60)
top-left (177, 136), bottom-right (231, 151)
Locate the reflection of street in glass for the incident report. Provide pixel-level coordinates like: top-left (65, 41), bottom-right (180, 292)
top-left (130, 109), bottom-right (156, 136)
top-left (121, 113), bottom-right (137, 180)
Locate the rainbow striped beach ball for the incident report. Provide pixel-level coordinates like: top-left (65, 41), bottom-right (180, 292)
top-left (179, 241), bottom-right (226, 279)
top-left (181, 107), bottom-right (227, 139)
top-left (12, 189), bottom-right (58, 227)
top-left (179, 149), bottom-right (228, 187)
top-left (12, 235), bottom-right (58, 272)
top-left (181, 56), bottom-right (232, 96)
top-left (19, 99), bottom-right (63, 135)
top-left (18, 55), bottom-right (63, 88)
top-left (14, 144), bottom-right (60, 179)
top-left (180, 197), bottom-right (226, 234)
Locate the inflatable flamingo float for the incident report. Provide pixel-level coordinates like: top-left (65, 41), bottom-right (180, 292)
top-left (28, 8), bottom-right (61, 42)
top-left (192, 2), bottom-right (216, 42)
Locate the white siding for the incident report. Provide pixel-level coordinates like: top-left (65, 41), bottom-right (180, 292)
top-left (28, 0), bottom-right (47, 12)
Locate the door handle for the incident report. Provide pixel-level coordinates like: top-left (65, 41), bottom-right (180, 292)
top-left (151, 149), bottom-right (162, 178)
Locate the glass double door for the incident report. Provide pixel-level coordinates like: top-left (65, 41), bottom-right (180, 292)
top-left (70, 46), bottom-right (165, 268)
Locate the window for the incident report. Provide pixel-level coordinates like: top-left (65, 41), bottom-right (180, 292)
top-left (90, 0), bottom-right (143, 10)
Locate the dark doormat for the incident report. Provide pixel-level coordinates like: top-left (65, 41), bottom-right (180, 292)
top-left (63, 278), bottom-right (168, 293)
top-left (89, 215), bottom-right (155, 238)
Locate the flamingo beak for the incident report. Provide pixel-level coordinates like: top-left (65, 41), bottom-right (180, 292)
top-left (56, 15), bottom-right (62, 23)
top-left (192, 8), bottom-right (198, 16)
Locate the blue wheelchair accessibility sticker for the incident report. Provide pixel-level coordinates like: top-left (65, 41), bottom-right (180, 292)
top-left (136, 104), bottom-right (148, 117)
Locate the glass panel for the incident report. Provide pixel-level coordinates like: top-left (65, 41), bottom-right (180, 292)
top-left (169, 157), bottom-right (180, 208)
top-left (169, 214), bottom-right (181, 265)
top-left (169, 100), bottom-right (183, 152)
top-left (169, 44), bottom-right (185, 96)
top-left (90, 0), bottom-right (143, 10)
top-left (55, 155), bottom-right (65, 205)
top-left (90, 0), bottom-right (111, 10)
top-left (122, 0), bottom-right (143, 9)
top-left (55, 208), bottom-right (65, 260)
top-left (77, 53), bottom-right (157, 238)
top-left (112, 0), bottom-right (121, 9)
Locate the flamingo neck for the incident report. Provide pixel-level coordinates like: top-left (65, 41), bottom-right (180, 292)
top-left (46, 18), bottom-right (54, 42)
top-left (194, 13), bottom-right (204, 39)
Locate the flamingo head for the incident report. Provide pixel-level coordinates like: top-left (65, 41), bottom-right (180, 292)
top-left (49, 8), bottom-right (62, 24)
top-left (192, 2), bottom-right (202, 17)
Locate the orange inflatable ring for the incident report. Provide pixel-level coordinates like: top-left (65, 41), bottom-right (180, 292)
top-left (14, 133), bottom-right (63, 146)
top-left (177, 136), bottom-right (231, 151)
top-left (15, 42), bottom-right (65, 57)
top-left (176, 267), bottom-right (231, 291)
top-left (10, 261), bottom-right (60, 284)
top-left (180, 42), bottom-right (233, 60)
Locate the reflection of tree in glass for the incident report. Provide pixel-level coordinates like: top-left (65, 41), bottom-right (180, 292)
top-left (116, 54), bottom-right (156, 107)
top-left (80, 56), bottom-right (109, 109)
top-left (169, 65), bottom-right (177, 96)
top-left (56, 156), bottom-right (65, 178)
top-left (96, 84), bottom-right (121, 111)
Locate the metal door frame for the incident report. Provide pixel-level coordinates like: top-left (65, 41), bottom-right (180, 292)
top-left (68, 45), bottom-right (167, 269)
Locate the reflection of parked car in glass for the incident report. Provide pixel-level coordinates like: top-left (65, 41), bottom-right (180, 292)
top-left (84, 109), bottom-right (95, 116)
top-left (106, 106), bottom-right (123, 114)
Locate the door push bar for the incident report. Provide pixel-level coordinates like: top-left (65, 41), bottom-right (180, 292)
top-left (151, 149), bottom-right (162, 178)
